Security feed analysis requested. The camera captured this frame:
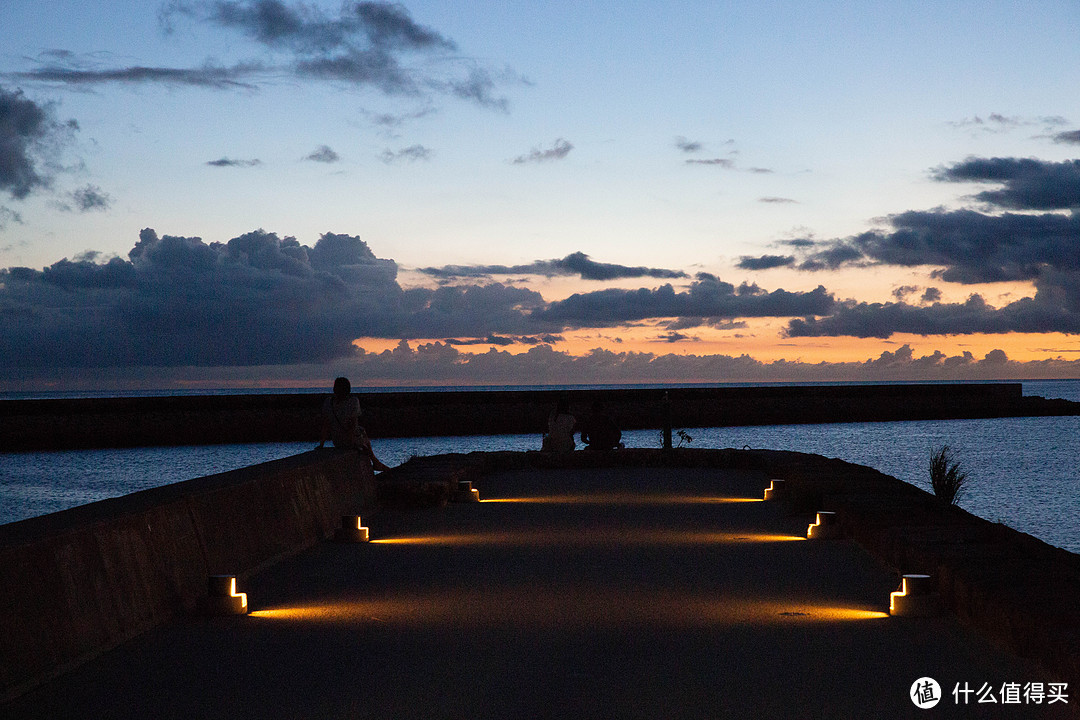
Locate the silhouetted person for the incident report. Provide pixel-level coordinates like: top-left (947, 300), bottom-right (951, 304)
top-left (541, 396), bottom-right (576, 453)
top-left (579, 400), bottom-right (622, 452)
top-left (319, 377), bottom-right (390, 472)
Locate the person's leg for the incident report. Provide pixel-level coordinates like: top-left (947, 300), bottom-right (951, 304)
top-left (358, 429), bottom-right (391, 472)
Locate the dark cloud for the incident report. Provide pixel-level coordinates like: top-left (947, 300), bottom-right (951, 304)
top-left (921, 287), bottom-right (942, 303)
top-left (11, 64), bottom-right (260, 90)
top-left (655, 331), bottom-right (697, 343)
top-left (380, 144), bottom-right (431, 163)
top-left (759, 196), bottom-right (796, 203)
top-left (199, 0), bottom-right (455, 53)
top-left (304, 145), bottom-right (339, 163)
top-left (675, 136), bottom-right (702, 153)
top-left (799, 208), bottom-right (1080, 283)
top-left (0, 86), bottom-right (77, 201)
top-left (14, 1), bottom-right (515, 109)
top-left (206, 157), bottom-right (261, 167)
top-left (1052, 130), bottom-right (1080, 145)
top-left (445, 334), bottom-right (561, 347)
top-left (419, 251), bottom-right (688, 281)
top-left (786, 266), bottom-right (1080, 338)
top-left (536, 277), bottom-right (834, 326)
top-left (0, 227), bottom-right (552, 369)
top-left (511, 138), bottom-right (573, 164)
top-left (892, 285), bottom-right (919, 301)
top-left (68, 184), bottom-right (111, 212)
top-left (933, 157), bottom-right (1080, 210)
top-left (736, 254), bottom-right (795, 271)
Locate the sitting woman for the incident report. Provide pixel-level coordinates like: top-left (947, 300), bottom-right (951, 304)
top-left (318, 376), bottom-right (391, 472)
top-left (541, 397), bottom-right (576, 453)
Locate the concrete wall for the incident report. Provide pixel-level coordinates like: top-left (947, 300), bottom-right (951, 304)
top-left (0, 449), bottom-right (375, 702)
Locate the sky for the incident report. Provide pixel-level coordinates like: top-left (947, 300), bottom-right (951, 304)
top-left (3, 0), bottom-right (1080, 390)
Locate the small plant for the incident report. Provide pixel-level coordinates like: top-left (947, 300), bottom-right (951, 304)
top-left (676, 429), bottom-right (693, 448)
top-left (929, 444), bottom-right (968, 506)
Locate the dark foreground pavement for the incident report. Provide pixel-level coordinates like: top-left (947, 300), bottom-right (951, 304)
top-left (4, 466), bottom-right (1071, 719)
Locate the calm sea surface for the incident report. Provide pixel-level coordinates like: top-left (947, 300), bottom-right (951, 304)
top-left (2, 380), bottom-right (1078, 553)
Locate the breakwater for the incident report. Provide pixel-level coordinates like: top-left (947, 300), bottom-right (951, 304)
top-left (3, 382), bottom-right (1079, 450)
top-left (0, 448), bottom-right (375, 702)
top-left (3, 446), bottom-right (1078, 708)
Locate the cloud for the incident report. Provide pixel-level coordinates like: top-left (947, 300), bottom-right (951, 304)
top-left (63, 184), bottom-right (112, 212)
top-left (304, 145), bottom-right (339, 163)
top-left (206, 157), bottom-right (262, 167)
top-left (685, 158), bottom-right (734, 168)
top-left (675, 136), bottom-right (702, 153)
top-left (197, 0), bottom-right (455, 54)
top-left (10, 63), bottom-right (260, 90)
top-left (13, 337), bottom-right (1080, 389)
top-left (783, 287), bottom-right (1080, 339)
top-left (0, 206), bottom-right (22, 229)
top-left (365, 106), bottom-right (436, 134)
top-left (379, 144), bottom-right (432, 163)
top-left (759, 196), bottom-right (796, 203)
top-left (511, 138), bottom-right (573, 164)
top-left (0, 86), bottom-right (77, 201)
top-left (13, 1), bottom-right (516, 109)
top-left (799, 208), bottom-right (1080, 283)
top-left (1052, 129), bottom-right (1080, 145)
top-left (892, 285), bottom-right (919, 301)
top-left (419, 251), bottom-right (688, 281)
top-left (736, 254), bottom-right (795, 271)
top-left (948, 114), bottom-right (1068, 135)
top-left (932, 157), bottom-right (1080, 210)
top-left (0, 227), bottom-right (553, 369)
top-left (655, 331), bottom-right (698, 343)
top-left (445, 334), bottom-right (562, 347)
top-left (536, 277), bottom-right (835, 327)
top-left (761, 155), bottom-right (1080, 339)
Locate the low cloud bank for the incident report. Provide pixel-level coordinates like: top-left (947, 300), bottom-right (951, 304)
top-left (8, 341), bottom-right (1079, 391)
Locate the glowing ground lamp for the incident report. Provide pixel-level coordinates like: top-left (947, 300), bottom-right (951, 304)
top-left (334, 515), bottom-right (370, 543)
top-left (807, 511), bottom-right (840, 539)
top-left (205, 574), bottom-right (248, 616)
top-left (451, 480), bottom-right (481, 503)
top-left (889, 574), bottom-right (942, 618)
top-left (763, 479), bottom-right (786, 501)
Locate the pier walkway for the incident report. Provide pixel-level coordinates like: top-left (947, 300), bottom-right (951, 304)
top-left (3, 464), bottom-right (1069, 719)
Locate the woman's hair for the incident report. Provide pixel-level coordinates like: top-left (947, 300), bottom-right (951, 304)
top-left (333, 377), bottom-right (351, 397)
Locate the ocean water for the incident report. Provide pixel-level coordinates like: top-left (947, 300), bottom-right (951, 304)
top-left (2, 380), bottom-right (1078, 553)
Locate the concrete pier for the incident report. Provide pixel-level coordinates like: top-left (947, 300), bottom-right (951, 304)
top-left (2, 449), bottom-right (1077, 718)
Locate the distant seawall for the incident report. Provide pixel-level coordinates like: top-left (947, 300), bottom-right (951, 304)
top-left (0, 449), bottom-right (375, 702)
top-left (4, 383), bottom-right (1080, 451)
